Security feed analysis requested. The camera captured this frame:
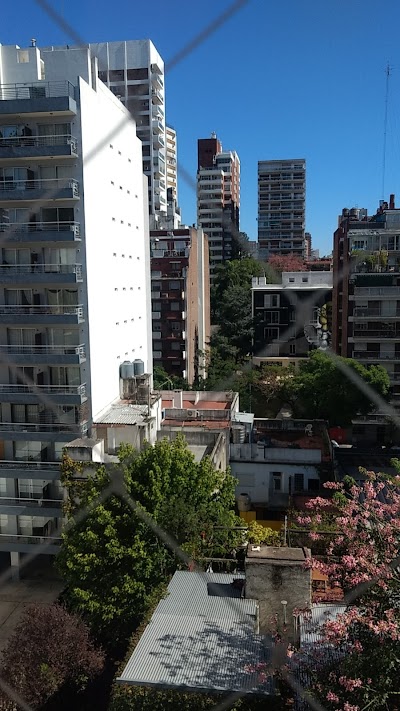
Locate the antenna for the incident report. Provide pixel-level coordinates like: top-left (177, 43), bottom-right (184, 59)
top-left (382, 61), bottom-right (392, 200)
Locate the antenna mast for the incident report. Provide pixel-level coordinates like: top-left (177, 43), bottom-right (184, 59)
top-left (382, 61), bottom-right (392, 200)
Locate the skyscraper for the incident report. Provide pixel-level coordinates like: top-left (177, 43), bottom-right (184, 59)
top-left (197, 134), bottom-right (240, 275)
top-left (75, 40), bottom-right (167, 218)
top-left (258, 159), bottom-right (306, 258)
top-left (0, 42), bottom-right (152, 576)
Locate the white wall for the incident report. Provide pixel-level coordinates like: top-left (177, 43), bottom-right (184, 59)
top-left (79, 77), bottom-right (151, 419)
top-left (0, 45), bottom-right (42, 84)
top-left (231, 460), bottom-right (320, 504)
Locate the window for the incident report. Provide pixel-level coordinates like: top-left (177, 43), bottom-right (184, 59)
top-left (127, 68), bottom-right (148, 80)
top-left (98, 70), bottom-right (108, 82)
top-left (153, 340), bottom-right (162, 350)
top-left (152, 301), bottom-right (161, 311)
top-left (289, 343), bottom-right (296, 355)
top-left (169, 281), bottom-right (180, 290)
top-left (171, 322), bottom-right (181, 332)
top-left (152, 281), bottom-right (162, 290)
top-left (264, 327), bottom-right (279, 340)
top-left (153, 322), bottom-right (161, 332)
top-left (264, 294), bottom-right (280, 308)
top-left (266, 311), bottom-right (279, 324)
top-left (109, 69), bottom-right (125, 82)
top-left (171, 342), bottom-right (180, 351)
top-left (151, 271), bottom-right (162, 279)
top-left (17, 50), bottom-right (29, 64)
top-left (294, 472), bottom-right (305, 492)
top-left (289, 277), bottom-right (295, 283)
top-left (272, 472), bottom-right (282, 491)
top-left (302, 277), bottom-right (308, 283)
top-left (171, 302), bottom-right (180, 311)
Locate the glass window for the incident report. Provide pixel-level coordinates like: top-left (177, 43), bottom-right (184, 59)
top-left (109, 69), bottom-right (125, 82)
top-left (169, 281), bottom-right (180, 290)
top-left (127, 68), bottom-right (148, 80)
top-left (272, 472), bottom-right (282, 491)
top-left (171, 302), bottom-right (180, 311)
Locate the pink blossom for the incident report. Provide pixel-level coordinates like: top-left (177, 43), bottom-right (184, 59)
top-left (326, 691), bottom-right (340, 703)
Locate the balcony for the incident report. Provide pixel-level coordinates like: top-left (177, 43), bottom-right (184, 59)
top-left (0, 221), bottom-right (81, 243)
top-left (0, 304), bottom-right (84, 325)
top-left (151, 74), bottom-right (163, 90)
top-left (0, 533), bottom-right (61, 554)
top-left (351, 307), bottom-right (400, 319)
top-left (0, 263), bottom-right (82, 284)
top-left (0, 178), bottom-right (79, 205)
top-left (353, 351), bottom-right (399, 361)
top-left (0, 460), bottom-right (60, 480)
top-left (151, 89), bottom-right (163, 105)
top-left (0, 382), bottom-right (87, 405)
top-left (0, 134), bottom-right (78, 161)
top-left (153, 134), bottom-right (165, 149)
top-left (153, 162), bottom-right (165, 178)
top-left (0, 420), bottom-right (88, 441)
top-left (0, 496), bottom-right (63, 517)
top-left (0, 343), bottom-right (86, 365)
top-left (0, 81), bottom-right (77, 117)
top-left (351, 328), bottom-right (400, 340)
top-left (352, 286), bottom-right (399, 298)
top-left (152, 119), bottom-right (164, 134)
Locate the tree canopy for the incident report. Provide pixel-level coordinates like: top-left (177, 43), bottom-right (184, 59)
top-left (284, 351), bottom-right (391, 426)
top-left (0, 603), bottom-right (104, 710)
top-left (58, 436), bottom-right (241, 644)
top-left (296, 466), bottom-right (400, 711)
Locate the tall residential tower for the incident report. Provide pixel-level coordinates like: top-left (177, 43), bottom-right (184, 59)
top-left (0, 42), bottom-right (152, 576)
top-left (258, 159), bottom-right (306, 258)
top-left (197, 134), bottom-right (240, 275)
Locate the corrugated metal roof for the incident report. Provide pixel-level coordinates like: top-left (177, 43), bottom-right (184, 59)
top-left (118, 615), bottom-right (271, 694)
top-left (95, 403), bottom-right (148, 425)
top-left (118, 571), bottom-right (271, 694)
top-left (300, 604), bottom-right (346, 647)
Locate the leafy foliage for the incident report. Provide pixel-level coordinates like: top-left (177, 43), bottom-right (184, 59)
top-left (58, 438), bottom-right (242, 644)
top-left (247, 521), bottom-right (281, 546)
top-left (266, 253), bottom-right (305, 273)
top-left (0, 603), bottom-right (104, 709)
top-left (296, 468), bottom-right (400, 711)
top-left (284, 350), bottom-right (391, 426)
top-left (153, 364), bottom-right (187, 390)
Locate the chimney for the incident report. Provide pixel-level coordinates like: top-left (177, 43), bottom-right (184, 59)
top-left (389, 193), bottom-right (395, 210)
top-left (245, 545), bottom-right (311, 642)
top-left (172, 390), bottom-right (183, 409)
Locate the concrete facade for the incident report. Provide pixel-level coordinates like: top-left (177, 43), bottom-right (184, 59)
top-left (245, 545), bottom-right (311, 640)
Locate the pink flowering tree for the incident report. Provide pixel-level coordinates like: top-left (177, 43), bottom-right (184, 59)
top-left (296, 467), bottom-right (400, 711)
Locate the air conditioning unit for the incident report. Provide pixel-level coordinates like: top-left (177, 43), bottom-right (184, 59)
top-left (187, 409), bottom-right (198, 418)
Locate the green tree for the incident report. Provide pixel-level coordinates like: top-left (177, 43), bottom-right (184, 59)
top-left (284, 350), bottom-right (390, 426)
top-left (57, 437), bottom-right (241, 644)
top-left (153, 364), bottom-right (186, 390)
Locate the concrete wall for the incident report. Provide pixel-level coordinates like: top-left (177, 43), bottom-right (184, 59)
top-left (231, 459), bottom-right (320, 504)
top-left (245, 547), bottom-right (312, 640)
top-left (79, 77), bottom-right (151, 419)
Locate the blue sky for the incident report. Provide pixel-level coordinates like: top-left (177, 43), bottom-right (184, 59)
top-left (2, 0), bottom-right (400, 255)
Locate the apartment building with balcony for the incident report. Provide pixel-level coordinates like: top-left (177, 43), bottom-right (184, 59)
top-left (332, 196), bottom-right (400, 407)
top-left (166, 125), bottom-right (177, 202)
top-left (150, 227), bottom-right (210, 384)
top-left (252, 271), bottom-right (333, 367)
top-left (0, 43), bottom-right (152, 574)
top-left (197, 134), bottom-right (240, 275)
top-left (258, 159), bottom-right (306, 258)
top-left (42, 40), bottom-right (167, 217)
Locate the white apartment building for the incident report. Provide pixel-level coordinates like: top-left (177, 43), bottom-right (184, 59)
top-left (258, 159), bottom-right (306, 258)
top-left (197, 134), bottom-right (240, 275)
top-left (87, 40), bottom-right (167, 217)
top-left (0, 43), bottom-right (152, 575)
top-left (166, 125), bottom-right (177, 202)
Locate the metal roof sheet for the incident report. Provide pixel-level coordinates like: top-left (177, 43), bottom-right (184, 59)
top-left (118, 614), bottom-right (271, 694)
top-left (118, 571), bottom-right (270, 694)
top-left (300, 604), bottom-right (346, 647)
top-left (95, 404), bottom-right (148, 425)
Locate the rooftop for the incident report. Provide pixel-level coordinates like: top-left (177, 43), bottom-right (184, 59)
top-left (246, 545), bottom-right (309, 562)
top-left (117, 571), bottom-right (272, 695)
top-left (94, 402), bottom-right (150, 426)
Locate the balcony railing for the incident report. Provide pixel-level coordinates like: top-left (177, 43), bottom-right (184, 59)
top-left (354, 287), bottom-right (399, 296)
top-left (352, 307), bottom-right (399, 317)
top-left (0, 178), bottom-right (79, 196)
top-left (0, 263), bottom-right (82, 278)
top-left (0, 221), bottom-right (80, 236)
top-left (353, 351), bottom-right (399, 360)
top-left (0, 534), bottom-right (62, 545)
top-left (0, 134), bottom-right (77, 151)
top-left (0, 460), bottom-right (59, 471)
top-left (0, 496), bottom-right (62, 508)
top-left (0, 421), bottom-right (88, 433)
top-left (0, 344), bottom-right (85, 358)
top-left (0, 304), bottom-right (84, 319)
top-left (0, 81), bottom-right (75, 101)
top-left (0, 383), bottom-right (86, 396)
top-left (353, 329), bottom-right (400, 338)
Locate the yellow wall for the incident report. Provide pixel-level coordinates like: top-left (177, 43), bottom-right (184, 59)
top-left (239, 511), bottom-right (283, 532)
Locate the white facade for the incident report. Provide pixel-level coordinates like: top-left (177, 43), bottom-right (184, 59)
top-left (86, 40), bottom-right (167, 217)
top-left (258, 159), bottom-right (306, 258)
top-left (0, 43), bottom-right (151, 572)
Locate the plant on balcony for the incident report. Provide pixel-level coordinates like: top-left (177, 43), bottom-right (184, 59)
top-left (0, 603), bottom-right (104, 710)
top-left (364, 253), bottom-right (378, 272)
top-left (378, 249), bottom-right (389, 268)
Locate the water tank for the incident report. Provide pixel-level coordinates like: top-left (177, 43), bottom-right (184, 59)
top-left (120, 361), bottom-right (134, 379)
top-left (237, 493), bottom-right (251, 512)
top-left (133, 359), bottom-right (145, 376)
top-left (349, 208), bottom-right (359, 219)
top-left (342, 208), bottom-right (349, 217)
